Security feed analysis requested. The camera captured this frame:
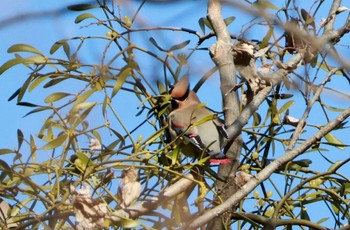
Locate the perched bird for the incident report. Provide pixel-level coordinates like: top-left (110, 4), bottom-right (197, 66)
top-left (167, 75), bottom-right (230, 164)
top-left (116, 167), bottom-right (142, 209)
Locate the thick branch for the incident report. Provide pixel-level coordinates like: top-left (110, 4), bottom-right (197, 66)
top-left (110, 173), bottom-right (195, 221)
top-left (207, 0), bottom-right (239, 124)
top-left (189, 106), bottom-right (350, 228)
top-left (207, 1), bottom-right (242, 228)
top-left (324, 0), bottom-right (341, 33)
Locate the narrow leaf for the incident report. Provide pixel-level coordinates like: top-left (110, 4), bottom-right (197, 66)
top-left (67, 4), bottom-right (99, 11)
top-left (72, 103), bottom-right (95, 129)
top-left (278, 100), bottom-right (295, 114)
top-left (316, 217), bottom-right (329, 224)
top-left (149, 37), bottom-right (166, 52)
top-left (29, 75), bottom-right (50, 92)
top-left (114, 219), bottom-right (141, 228)
top-left (224, 16), bottom-right (236, 26)
top-left (301, 8), bottom-right (315, 28)
top-left (50, 40), bottom-right (69, 55)
top-left (0, 149), bottom-right (13, 155)
top-left (44, 92), bottom-right (72, 103)
top-left (0, 58), bottom-right (24, 75)
top-left (41, 133), bottom-right (68, 150)
top-left (324, 133), bottom-right (346, 150)
top-left (7, 44), bottom-right (43, 56)
top-left (75, 88), bottom-right (97, 104)
top-left (75, 13), bottom-right (96, 24)
top-left (8, 88), bottom-right (21, 101)
top-left (112, 67), bottom-right (131, 98)
top-left (43, 78), bottom-right (67, 88)
top-left (169, 40), bottom-right (190, 51)
top-left (17, 129), bottom-right (24, 149)
top-left (198, 17), bottom-right (206, 34)
top-left (253, 0), bottom-right (279, 10)
top-left (23, 106), bottom-right (51, 117)
top-left (71, 102), bottom-right (96, 115)
top-left (17, 102), bottom-right (40, 107)
top-left (260, 28), bottom-right (274, 48)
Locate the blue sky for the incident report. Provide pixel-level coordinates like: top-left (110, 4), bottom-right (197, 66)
top-left (1, 0), bottom-right (349, 228)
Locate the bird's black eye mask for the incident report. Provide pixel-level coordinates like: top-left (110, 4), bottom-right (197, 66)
top-left (169, 85), bottom-right (190, 102)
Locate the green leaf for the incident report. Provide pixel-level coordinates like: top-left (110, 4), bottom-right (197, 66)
top-left (71, 102), bottom-right (96, 115)
top-left (41, 133), bottom-right (68, 150)
top-left (169, 40), bottom-right (190, 51)
top-left (17, 102), bottom-right (39, 107)
top-left (340, 182), bottom-right (350, 196)
top-left (7, 44), bottom-right (43, 56)
top-left (75, 88), bottom-right (97, 105)
top-left (0, 58), bottom-right (24, 75)
top-left (201, 17), bottom-right (213, 30)
top-left (144, 128), bottom-right (166, 146)
top-left (108, 128), bottom-right (125, 148)
top-left (316, 217), bottom-right (329, 224)
top-left (76, 152), bottom-right (91, 167)
top-left (0, 149), bottom-right (13, 155)
top-left (67, 4), bottom-right (99, 11)
top-left (44, 92), bottom-right (72, 103)
top-left (317, 63), bottom-right (343, 75)
top-left (72, 103), bottom-right (95, 129)
top-left (50, 41), bottom-right (63, 55)
top-left (272, 100), bottom-right (294, 124)
top-left (22, 55), bottom-right (48, 65)
top-left (253, 0), bottom-right (279, 10)
top-left (320, 102), bottom-right (345, 112)
top-left (75, 13), bottom-right (96, 24)
top-left (193, 112), bottom-right (217, 128)
top-left (224, 16), bottom-right (236, 26)
top-left (324, 133), bottom-right (346, 150)
top-left (50, 40), bottom-right (70, 55)
top-left (8, 88), bottom-right (20, 101)
top-left (171, 146), bottom-right (180, 165)
top-left (114, 219), bottom-right (141, 228)
top-left (43, 78), bottom-right (67, 88)
top-left (29, 75), bottom-right (50, 92)
top-left (17, 129), bottom-right (24, 150)
top-left (301, 8), bottom-right (315, 28)
top-left (112, 67), bottom-right (131, 98)
top-left (300, 207), bottom-right (310, 220)
top-left (198, 17), bottom-right (206, 34)
top-left (327, 160), bottom-right (343, 172)
top-left (149, 37), bottom-right (166, 52)
top-left (270, 93), bottom-right (294, 99)
top-left (253, 112), bottom-right (261, 126)
top-left (279, 100), bottom-right (295, 114)
top-left (30, 134), bottom-right (37, 159)
top-left (24, 106), bottom-right (51, 117)
top-left (260, 28), bottom-right (274, 48)
top-left (92, 130), bottom-right (102, 144)
top-left (331, 203), bottom-right (339, 215)
top-left (157, 80), bottom-right (167, 94)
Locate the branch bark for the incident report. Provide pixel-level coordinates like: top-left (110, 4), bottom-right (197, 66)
top-left (110, 173), bottom-right (195, 221)
top-left (189, 106), bottom-right (350, 228)
top-left (207, 0), bottom-right (242, 228)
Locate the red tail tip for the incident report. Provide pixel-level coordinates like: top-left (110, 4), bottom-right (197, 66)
top-left (209, 158), bottom-right (231, 164)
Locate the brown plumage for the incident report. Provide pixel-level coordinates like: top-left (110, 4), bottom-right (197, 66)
top-left (168, 76), bottom-right (229, 162)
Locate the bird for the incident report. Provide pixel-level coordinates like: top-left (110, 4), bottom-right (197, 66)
top-left (167, 75), bottom-right (230, 164)
top-left (116, 167), bottom-right (142, 209)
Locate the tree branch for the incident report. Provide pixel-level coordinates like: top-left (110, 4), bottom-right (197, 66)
top-left (206, 0), bottom-right (242, 228)
top-left (110, 173), bottom-right (195, 221)
top-left (189, 106), bottom-right (350, 228)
